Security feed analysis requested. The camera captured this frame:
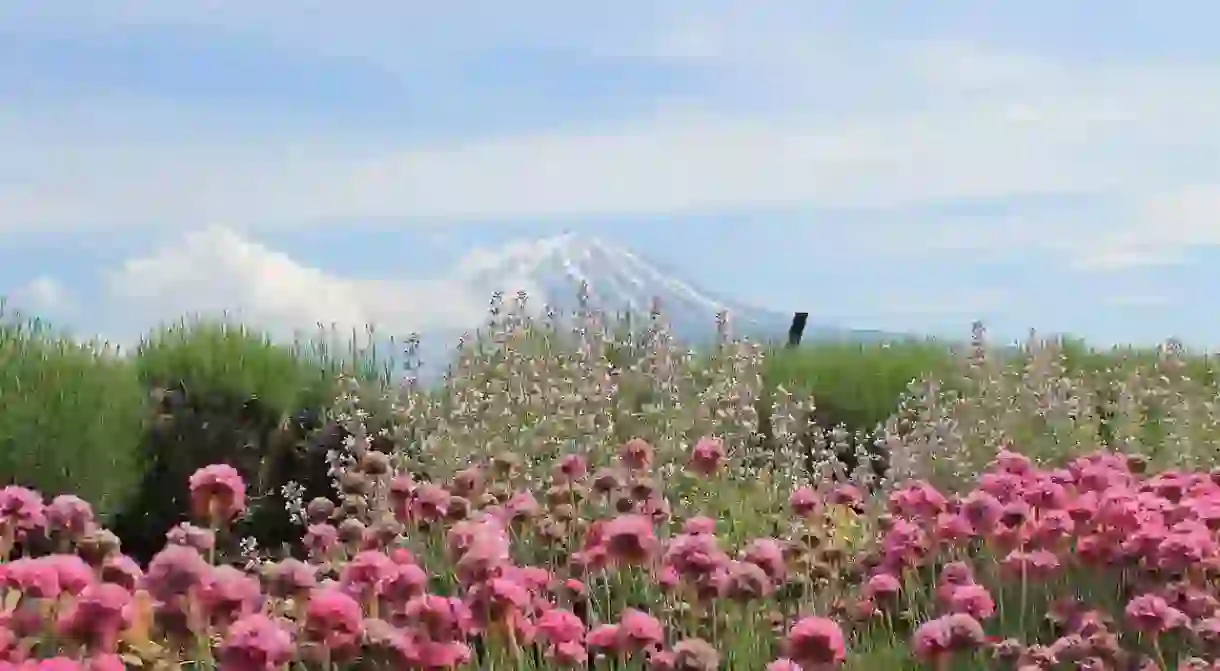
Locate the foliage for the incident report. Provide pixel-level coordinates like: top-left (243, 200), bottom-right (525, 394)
top-left (0, 304), bottom-right (146, 519)
top-left (762, 338), bottom-right (960, 433)
top-left (10, 289), bottom-right (1220, 667)
top-left (111, 317), bottom-right (395, 562)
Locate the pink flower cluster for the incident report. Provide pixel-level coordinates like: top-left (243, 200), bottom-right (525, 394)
top-left (13, 437), bottom-right (1220, 668)
top-left (829, 448), bottom-right (1220, 667)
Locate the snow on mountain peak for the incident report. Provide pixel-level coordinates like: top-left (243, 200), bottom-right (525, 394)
top-left (454, 233), bottom-right (758, 327)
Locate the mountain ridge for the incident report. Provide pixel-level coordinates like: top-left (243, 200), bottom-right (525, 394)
top-left (447, 232), bottom-right (897, 346)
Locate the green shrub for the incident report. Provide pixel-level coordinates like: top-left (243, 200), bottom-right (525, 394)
top-left (763, 339), bottom-right (961, 431)
top-left (0, 306), bottom-right (146, 519)
top-left (113, 317), bottom-right (378, 560)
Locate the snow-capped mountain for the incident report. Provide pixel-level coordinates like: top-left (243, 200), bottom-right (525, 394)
top-left (448, 233), bottom-right (887, 345)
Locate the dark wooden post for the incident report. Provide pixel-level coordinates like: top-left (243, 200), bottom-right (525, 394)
top-left (787, 312), bottom-right (808, 348)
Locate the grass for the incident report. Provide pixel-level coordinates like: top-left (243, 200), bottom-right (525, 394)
top-left (6, 297), bottom-right (1220, 668)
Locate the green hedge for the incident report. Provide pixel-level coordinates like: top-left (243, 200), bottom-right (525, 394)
top-left (763, 339), bottom-right (961, 431)
top-left (114, 318), bottom-right (399, 560)
top-left (0, 307), bottom-right (399, 555)
top-left (5, 298), bottom-right (1220, 544)
top-left (0, 308), bottom-right (146, 519)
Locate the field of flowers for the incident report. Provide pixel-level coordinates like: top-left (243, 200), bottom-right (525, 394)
top-left (5, 291), bottom-right (1220, 669)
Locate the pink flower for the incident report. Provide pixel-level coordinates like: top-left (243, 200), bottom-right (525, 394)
top-left (452, 521), bottom-right (511, 586)
top-left (1193, 616), bottom-right (1220, 646)
top-left (828, 484), bottom-right (863, 508)
top-left (620, 438), bottom-right (655, 471)
top-left (218, 614), bottom-right (296, 671)
top-left (977, 472), bottom-right (1023, 503)
top-left (766, 660), bottom-right (805, 671)
top-left (166, 523), bottom-right (216, 553)
top-left (784, 616), bottom-right (846, 667)
top-left (198, 565), bottom-right (262, 625)
top-left (555, 454), bottom-right (589, 482)
top-left (56, 582), bottom-right (133, 652)
top-left (537, 608), bottom-right (586, 646)
top-left (1158, 527), bottom-right (1214, 571)
top-left (741, 537), bottom-right (787, 583)
top-left (263, 558), bottom-right (317, 598)
top-left (142, 544), bottom-right (210, 603)
top-left (381, 562), bottom-right (429, 605)
top-left (303, 524), bottom-right (338, 559)
top-left (188, 464), bottom-right (247, 523)
top-left (1031, 509), bottom-right (1075, 546)
top-left (1125, 594), bottom-right (1189, 634)
top-left (863, 573), bottom-right (901, 602)
top-left (303, 587), bottom-right (365, 654)
top-left (912, 613), bottom-right (986, 660)
top-left (888, 481), bottom-right (948, 519)
top-left (617, 609), bottom-right (665, 653)
top-left (682, 517), bottom-right (717, 535)
top-left (995, 448), bottom-right (1034, 476)
top-left (46, 495), bottom-right (94, 538)
top-left (48, 554), bottom-right (95, 596)
top-left (789, 487), bottom-right (821, 517)
top-left (415, 641), bottom-right (472, 668)
top-left (389, 547), bottom-right (416, 565)
top-left (555, 578), bottom-right (588, 601)
top-left (450, 466), bottom-right (485, 498)
top-left (586, 624), bottom-right (621, 653)
top-left (25, 658), bottom-right (84, 671)
top-left (412, 483), bottom-right (452, 522)
top-left (671, 638), bottom-right (719, 671)
top-left (363, 618), bottom-right (418, 667)
top-left (505, 492), bottom-right (541, 523)
top-left (402, 594), bottom-right (472, 642)
top-left (100, 554), bottom-right (142, 591)
top-left (961, 490), bottom-right (1003, 530)
top-left (947, 583), bottom-right (996, 620)
top-left (602, 515), bottom-right (659, 566)
top-left (1165, 582), bottom-right (1220, 619)
top-left (688, 437), bottom-right (726, 477)
top-left (721, 560), bottom-right (773, 601)
top-left (387, 476), bottom-right (415, 522)
top-left (592, 468), bottom-right (624, 495)
top-left (548, 640), bottom-right (587, 667)
top-left (1022, 478), bottom-right (1069, 510)
top-left (1000, 549), bottom-right (1061, 580)
top-left (933, 513), bottom-right (975, 543)
top-left (340, 550), bottom-right (395, 600)
top-left (646, 649), bottom-right (675, 671)
top-left (3, 557), bottom-right (61, 599)
top-left (663, 533), bottom-right (729, 580)
top-left (938, 561), bottom-right (974, 589)
top-left (655, 565), bottom-right (680, 592)
top-left (881, 518), bottom-right (928, 568)
top-left (85, 654), bottom-right (124, 671)
top-left (465, 576), bottom-right (532, 628)
top-left (0, 486), bottom-right (45, 539)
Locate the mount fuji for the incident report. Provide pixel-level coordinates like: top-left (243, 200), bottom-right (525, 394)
top-left (382, 233), bottom-right (903, 377)
top-left (444, 233), bottom-right (892, 346)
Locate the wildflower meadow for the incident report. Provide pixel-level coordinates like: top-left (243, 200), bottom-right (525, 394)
top-left (6, 289), bottom-right (1220, 669)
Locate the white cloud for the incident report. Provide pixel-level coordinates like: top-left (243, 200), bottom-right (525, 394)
top-left (869, 288), bottom-right (1011, 319)
top-left (3, 6), bottom-right (1220, 271)
top-left (0, 91), bottom-right (1195, 232)
top-left (1104, 294), bottom-right (1173, 308)
top-left (1079, 185), bottom-right (1220, 270)
top-left (104, 227), bottom-right (493, 340)
top-left (11, 276), bottom-right (70, 313)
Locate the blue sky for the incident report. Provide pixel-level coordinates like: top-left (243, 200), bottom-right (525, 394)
top-left (3, 2), bottom-right (1220, 349)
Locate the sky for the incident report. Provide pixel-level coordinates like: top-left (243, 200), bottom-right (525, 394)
top-left (2, 2), bottom-right (1220, 350)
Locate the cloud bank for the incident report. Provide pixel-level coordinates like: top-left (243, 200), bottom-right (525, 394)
top-left (0, 4), bottom-right (1217, 274)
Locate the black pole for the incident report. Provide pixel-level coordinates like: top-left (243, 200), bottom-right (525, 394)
top-left (787, 312), bottom-right (808, 348)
